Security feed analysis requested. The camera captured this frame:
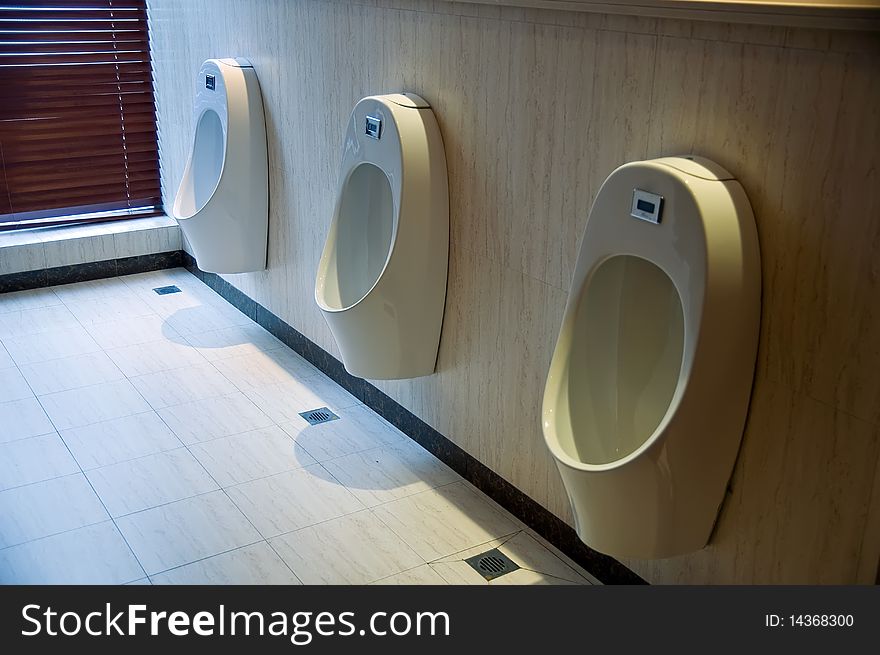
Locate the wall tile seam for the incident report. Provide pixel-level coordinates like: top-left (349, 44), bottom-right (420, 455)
top-left (756, 376), bottom-right (880, 429)
top-left (853, 457), bottom-right (880, 583)
top-left (756, 329), bottom-right (880, 427)
top-left (452, 241), bottom-right (573, 293)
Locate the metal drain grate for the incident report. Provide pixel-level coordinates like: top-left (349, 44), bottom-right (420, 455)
top-left (153, 285), bottom-right (181, 295)
top-left (464, 548), bottom-right (520, 581)
top-left (299, 407), bottom-right (340, 426)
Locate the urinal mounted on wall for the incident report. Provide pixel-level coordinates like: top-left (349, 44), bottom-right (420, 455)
top-left (172, 58), bottom-right (268, 274)
top-left (542, 156), bottom-right (761, 560)
top-left (315, 93), bottom-right (449, 380)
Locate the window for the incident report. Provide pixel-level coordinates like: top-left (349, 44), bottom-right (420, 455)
top-left (0, 0), bottom-right (161, 231)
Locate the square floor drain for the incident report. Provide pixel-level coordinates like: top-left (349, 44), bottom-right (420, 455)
top-left (464, 548), bottom-right (520, 581)
top-left (299, 407), bottom-right (339, 425)
top-left (153, 285), bottom-right (182, 295)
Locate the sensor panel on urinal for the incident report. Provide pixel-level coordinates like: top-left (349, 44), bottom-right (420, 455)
top-left (542, 156), bottom-right (761, 560)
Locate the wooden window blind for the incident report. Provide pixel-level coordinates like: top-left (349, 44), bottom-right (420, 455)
top-left (0, 0), bottom-right (161, 231)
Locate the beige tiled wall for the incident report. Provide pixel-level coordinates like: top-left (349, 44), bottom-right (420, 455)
top-left (148, 0), bottom-right (880, 583)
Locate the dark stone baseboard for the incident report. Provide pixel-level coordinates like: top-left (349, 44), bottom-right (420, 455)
top-left (182, 252), bottom-right (646, 585)
top-left (0, 251), bottom-right (184, 293)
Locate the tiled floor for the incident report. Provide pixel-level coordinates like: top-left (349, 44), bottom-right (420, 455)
top-left (0, 269), bottom-right (596, 585)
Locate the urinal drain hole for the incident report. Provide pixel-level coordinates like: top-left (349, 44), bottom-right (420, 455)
top-left (299, 407), bottom-right (340, 426)
top-left (464, 549), bottom-right (520, 581)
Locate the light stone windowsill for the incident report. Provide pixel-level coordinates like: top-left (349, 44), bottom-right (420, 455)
top-left (0, 215), bottom-right (182, 276)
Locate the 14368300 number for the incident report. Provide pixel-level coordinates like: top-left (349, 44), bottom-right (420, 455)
top-left (789, 615), bottom-right (854, 627)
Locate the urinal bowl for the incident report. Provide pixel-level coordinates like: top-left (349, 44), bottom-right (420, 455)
top-left (172, 58), bottom-right (268, 274)
top-left (542, 157), bottom-right (761, 560)
top-left (316, 94), bottom-right (449, 380)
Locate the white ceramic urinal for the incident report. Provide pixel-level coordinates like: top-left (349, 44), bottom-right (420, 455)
top-left (315, 93), bottom-right (449, 380)
top-left (542, 156), bottom-right (761, 560)
top-left (172, 58), bottom-right (268, 273)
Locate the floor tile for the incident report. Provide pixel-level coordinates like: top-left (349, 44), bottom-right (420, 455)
top-left (60, 411), bottom-right (183, 470)
top-left (0, 287), bottom-right (62, 314)
top-left (86, 448), bottom-right (218, 517)
top-left (0, 521), bottom-right (144, 585)
top-left (189, 425), bottom-right (317, 487)
top-left (125, 578), bottom-right (152, 585)
top-left (0, 366), bottom-right (34, 403)
top-left (0, 343), bottom-right (13, 369)
top-left (64, 294), bottom-right (155, 325)
top-left (270, 510), bottom-right (424, 584)
top-left (124, 270), bottom-right (221, 306)
top-left (430, 531), bottom-right (590, 585)
top-left (129, 363), bottom-right (238, 409)
top-left (51, 277), bottom-right (135, 303)
top-left (150, 542), bottom-right (300, 585)
top-left (121, 268), bottom-right (194, 294)
top-left (0, 397), bottom-right (56, 444)
top-left (428, 554), bottom-right (500, 585)
top-left (0, 304), bottom-right (80, 339)
top-left (292, 373), bottom-right (361, 409)
top-left (1, 325), bottom-right (101, 366)
top-left (0, 433), bottom-right (79, 491)
top-left (105, 338), bottom-right (207, 377)
top-left (501, 531), bottom-right (593, 584)
top-left (183, 324), bottom-right (284, 361)
top-left (490, 569), bottom-right (581, 585)
top-left (161, 303), bottom-right (253, 335)
top-left (83, 314), bottom-right (183, 350)
top-left (226, 465), bottom-right (364, 538)
top-left (213, 349), bottom-right (318, 389)
top-left (19, 351), bottom-right (124, 396)
top-left (371, 565), bottom-right (449, 585)
top-left (0, 473), bottom-right (109, 548)
top-left (432, 556), bottom-right (578, 585)
top-left (343, 405), bottom-right (410, 444)
top-left (116, 490), bottom-right (261, 575)
top-left (242, 383), bottom-right (318, 424)
top-left (279, 406), bottom-right (405, 462)
top-left (156, 392), bottom-right (273, 445)
top-left (524, 528), bottom-right (602, 584)
top-left (39, 379), bottom-right (151, 431)
top-left (322, 440), bottom-right (460, 507)
top-left (243, 378), bottom-right (359, 424)
top-left (137, 285), bottom-right (217, 315)
top-left (371, 482), bottom-right (521, 561)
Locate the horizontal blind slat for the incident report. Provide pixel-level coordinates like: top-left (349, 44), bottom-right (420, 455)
top-left (1, 60), bottom-right (148, 74)
top-left (5, 166), bottom-right (156, 190)
top-left (0, 9), bottom-right (147, 21)
top-left (3, 112), bottom-right (157, 132)
top-left (0, 41), bottom-right (149, 55)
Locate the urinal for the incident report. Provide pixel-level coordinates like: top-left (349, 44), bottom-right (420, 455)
top-left (315, 93), bottom-right (449, 380)
top-left (542, 156), bottom-right (761, 560)
top-left (172, 58), bottom-right (268, 274)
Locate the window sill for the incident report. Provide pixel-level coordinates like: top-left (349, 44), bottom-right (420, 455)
top-left (0, 215), bottom-right (181, 275)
